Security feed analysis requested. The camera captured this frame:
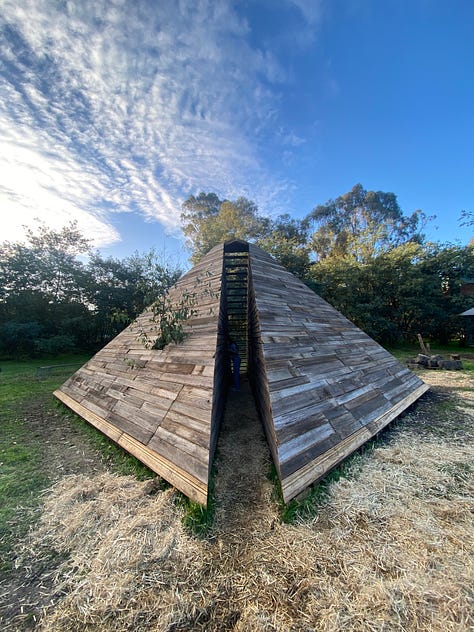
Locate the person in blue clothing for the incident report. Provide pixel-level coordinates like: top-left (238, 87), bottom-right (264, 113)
top-left (228, 337), bottom-right (241, 390)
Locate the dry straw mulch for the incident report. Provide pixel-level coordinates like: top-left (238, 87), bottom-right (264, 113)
top-left (13, 373), bottom-right (474, 631)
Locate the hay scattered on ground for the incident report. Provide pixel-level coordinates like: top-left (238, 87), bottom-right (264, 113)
top-left (13, 375), bottom-right (474, 631)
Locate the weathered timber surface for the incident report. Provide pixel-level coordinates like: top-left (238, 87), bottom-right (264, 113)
top-left (55, 238), bottom-right (428, 508)
top-left (247, 243), bottom-right (429, 503)
top-left (55, 242), bottom-right (226, 505)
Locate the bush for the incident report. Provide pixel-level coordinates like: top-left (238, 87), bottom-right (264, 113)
top-left (0, 321), bottom-right (46, 358)
top-left (34, 335), bottom-right (77, 356)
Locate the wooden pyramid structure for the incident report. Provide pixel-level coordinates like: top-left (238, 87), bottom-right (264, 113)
top-left (55, 240), bottom-right (429, 505)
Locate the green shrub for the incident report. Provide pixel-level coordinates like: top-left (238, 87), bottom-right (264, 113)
top-left (35, 334), bottom-right (77, 356)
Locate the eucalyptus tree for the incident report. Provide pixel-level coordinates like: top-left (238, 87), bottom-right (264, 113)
top-left (307, 183), bottom-right (430, 262)
top-left (181, 192), bottom-right (270, 263)
top-left (257, 214), bottom-right (311, 280)
top-left (0, 221), bottom-right (92, 355)
top-left (0, 221), bottom-right (91, 306)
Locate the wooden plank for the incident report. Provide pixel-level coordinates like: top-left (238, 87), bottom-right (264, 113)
top-left (159, 372), bottom-right (214, 388)
top-left (326, 409), bottom-right (363, 439)
top-left (149, 361), bottom-right (195, 374)
top-left (53, 390), bottom-right (124, 443)
top-left (167, 399), bottom-right (213, 424)
top-left (334, 384), bottom-right (374, 406)
top-left (268, 375), bottom-right (311, 392)
top-left (270, 385), bottom-right (331, 418)
top-left (117, 435), bottom-right (208, 505)
top-left (175, 385), bottom-right (214, 409)
top-left (269, 378), bottom-right (328, 402)
top-left (106, 387), bottom-right (146, 408)
top-left (124, 387), bottom-right (175, 412)
top-left (280, 426), bottom-right (373, 502)
top-left (76, 398), bottom-right (116, 423)
top-left (106, 411), bottom-right (157, 444)
top-left (150, 425), bottom-right (209, 465)
top-left (161, 407), bottom-right (211, 437)
top-left (265, 366), bottom-right (296, 382)
top-left (273, 399), bottom-right (332, 433)
top-left (280, 431), bottom-right (341, 479)
top-left (59, 381), bottom-right (88, 403)
top-left (248, 241), bottom-right (429, 501)
top-left (160, 416), bottom-right (210, 450)
top-left (147, 430), bottom-right (209, 483)
top-left (110, 399), bottom-right (159, 427)
top-left (278, 421), bottom-right (335, 464)
top-left (139, 400), bottom-right (173, 420)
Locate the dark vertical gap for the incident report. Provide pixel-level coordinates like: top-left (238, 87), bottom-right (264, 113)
top-left (209, 241), bottom-right (275, 515)
top-left (210, 241), bottom-right (250, 488)
top-left (223, 242), bottom-right (249, 374)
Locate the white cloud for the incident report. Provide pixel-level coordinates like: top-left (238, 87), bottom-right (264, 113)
top-left (283, 132), bottom-right (307, 147)
top-left (288, 0), bottom-right (324, 26)
top-left (0, 126), bottom-right (120, 246)
top-left (0, 0), bottom-right (303, 247)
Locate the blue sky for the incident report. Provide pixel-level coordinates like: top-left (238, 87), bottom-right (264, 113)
top-left (1, 0), bottom-right (473, 269)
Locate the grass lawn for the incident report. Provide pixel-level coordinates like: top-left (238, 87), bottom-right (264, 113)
top-left (0, 354), bottom-right (157, 576)
top-left (0, 355), bottom-right (90, 573)
top-left (1, 345), bottom-right (473, 631)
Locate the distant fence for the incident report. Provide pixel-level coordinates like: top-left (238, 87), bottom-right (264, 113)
top-left (35, 363), bottom-right (82, 380)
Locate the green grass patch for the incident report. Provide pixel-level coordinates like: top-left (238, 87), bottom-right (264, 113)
top-left (0, 356), bottom-right (90, 573)
top-left (0, 354), bottom-right (158, 575)
top-left (178, 496), bottom-right (215, 537)
top-left (279, 454), bottom-right (364, 524)
top-left (268, 457), bottom-right (338, 524)
top-left (176, 458), bottom-right (218, 537)
top-left (54, 402), bottom-right (159, 481)
top-left (0, 418), bottom-right (48, 573)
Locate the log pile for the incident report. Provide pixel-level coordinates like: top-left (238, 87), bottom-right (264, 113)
top-left (408, 353), bottom-right (463, 370)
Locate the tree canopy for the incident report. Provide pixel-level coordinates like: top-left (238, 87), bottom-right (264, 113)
top-left (256, 214), bottom-right (311, 279)
top-left (1, 221), bottom-right (91, 304)
top-left (307, 183), bottom-right (430, 262)
top-left (180, 184), bottom-right (472, 346)
top-left (0, 183), bottom-right (472, 358)
top-left (0, 222), bottom-right (181, 357)
top-left (181, 193), bottom-right (270, 263)
top-left (307, 241), bottom-right (474, 344)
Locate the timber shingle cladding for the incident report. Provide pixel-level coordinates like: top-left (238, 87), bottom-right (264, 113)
top-left (55, 243), bottom-right (225, 505)
top-left (247, 243), bottom-right (429, 502)
top-left (55, 240), bottom-right (429, 506)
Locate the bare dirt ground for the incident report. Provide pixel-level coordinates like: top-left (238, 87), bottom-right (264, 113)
top-left (1, 368), bottom-right (473, 631)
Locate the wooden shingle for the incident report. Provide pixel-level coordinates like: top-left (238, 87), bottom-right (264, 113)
top-left (55, 240), bottom-right (428, 506)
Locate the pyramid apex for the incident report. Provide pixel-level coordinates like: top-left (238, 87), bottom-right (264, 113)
top-left (224, 239), bottom-right (249, 251)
